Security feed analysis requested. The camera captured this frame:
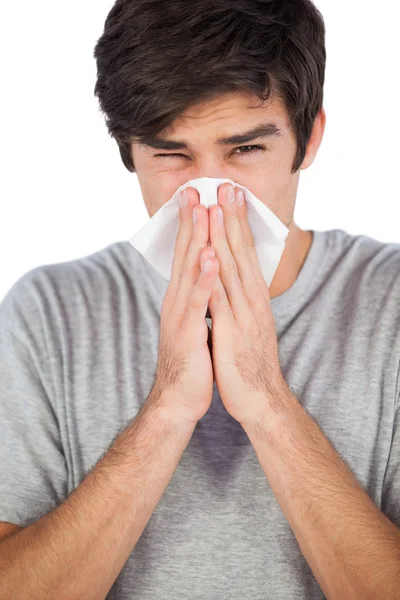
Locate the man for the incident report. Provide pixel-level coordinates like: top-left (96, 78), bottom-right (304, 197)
top-left (1, 1), bottom-right (399, 599)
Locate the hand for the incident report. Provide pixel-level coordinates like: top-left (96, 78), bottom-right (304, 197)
top-left (206, 183), bottom-right (287, 426)
top-left (151, 189), bottom-right (220, 426)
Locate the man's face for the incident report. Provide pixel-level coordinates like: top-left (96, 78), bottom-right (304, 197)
top-left (131, 91), bottom-right (308, 227)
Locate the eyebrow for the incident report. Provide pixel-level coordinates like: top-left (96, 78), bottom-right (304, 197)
top-left (138, 122), bottom-right (284, 151)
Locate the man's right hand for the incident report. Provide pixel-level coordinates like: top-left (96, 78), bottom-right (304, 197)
top-left (150, 187), bottom-right (219, 425)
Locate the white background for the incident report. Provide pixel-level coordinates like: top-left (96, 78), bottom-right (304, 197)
top-left (0, 0), bottom-right (399, 301)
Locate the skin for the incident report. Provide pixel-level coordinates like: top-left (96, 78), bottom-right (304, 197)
top-left (131, 90), bottom-right (326, 300)
top-left (129, 94), bottom-right (400, 600)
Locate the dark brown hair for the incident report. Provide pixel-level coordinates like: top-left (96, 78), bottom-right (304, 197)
top-left (93, 0), bottom-right (326, 174)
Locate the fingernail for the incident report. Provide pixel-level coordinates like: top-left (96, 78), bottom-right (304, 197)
top-left (202, 259), bottom-right (213, 273)
top-left (227, 185), bottom-right (235, 204)
top-left (180, 190), bottom-right (189, 208)
top-left (237, 190), bottom-right (245, 206)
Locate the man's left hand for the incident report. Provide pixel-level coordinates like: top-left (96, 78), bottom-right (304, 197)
top-left (205, 182), bottom-right (288, 426)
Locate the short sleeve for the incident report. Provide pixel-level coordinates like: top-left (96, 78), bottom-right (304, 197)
top-left (381, 386), bottom-right (400, 529)
top-left (0, 270), bottom-right (68, 527)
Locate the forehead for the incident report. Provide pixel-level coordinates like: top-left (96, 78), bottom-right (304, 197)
top-left (137, 92), bottom-right (290, 150)
top-left (173, 91), bottom-right (288, 131)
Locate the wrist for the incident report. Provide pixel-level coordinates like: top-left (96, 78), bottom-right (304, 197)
top-left (145, 391), bottom-right (199, 431)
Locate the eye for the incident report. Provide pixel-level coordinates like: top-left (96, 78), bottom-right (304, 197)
top-left (231, 145), bottom-right (266, 156)
top-left (153, 145), bottom-right (266, 159)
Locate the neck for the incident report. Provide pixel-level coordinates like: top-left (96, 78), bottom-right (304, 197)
top-left (269, 222), bottom-right (313, 300)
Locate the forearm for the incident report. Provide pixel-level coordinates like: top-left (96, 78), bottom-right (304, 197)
top-left (242, 389), bottom-right (400, 600)
top-left (0, 395), bottom-right (196, 600)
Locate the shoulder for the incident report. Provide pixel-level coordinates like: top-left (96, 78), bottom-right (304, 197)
top-left (0, 241), bottom-right (140, 335)
top-left (338, 230), bottom-right (400, 408)
top-left (328, 228), bottom-right (400, 297)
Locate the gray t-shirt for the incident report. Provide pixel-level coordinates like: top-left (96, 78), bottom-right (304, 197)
top-left (1, 227), bottom-right (399, 599)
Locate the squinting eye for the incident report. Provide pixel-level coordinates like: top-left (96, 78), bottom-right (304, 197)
top-left (154, 145), bottom-right (266, 159)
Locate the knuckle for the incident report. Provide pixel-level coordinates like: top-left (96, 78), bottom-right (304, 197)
top-left (180, 257), bottom-right (193, 280)
top-left (226, 259), bottom-right (239, 275)
top-left (246, 234), bottom-right (256, 250)
top-left (161, 293), bottom-right (172, 317)
top-left (171, 254), bottom-right (182, 276)
top-left (213, 285), bottom-right (226, 304)
top-left (231, 237), bottom-right (248, 254)
top-left (180, 207), bottom-right (193, 223)
top-left (189, 293), bottom-right (205, 310)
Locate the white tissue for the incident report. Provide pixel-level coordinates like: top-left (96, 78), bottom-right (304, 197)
top-left (128, 177), bottom-right (289, 288)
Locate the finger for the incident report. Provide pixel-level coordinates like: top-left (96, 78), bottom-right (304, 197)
top-left (235, 189), bottom-right (270, 303)
top-left (208, 185), bottom-right (251, 322)
top-left (165, 188), bottom-right (199, 308)
top-left (217, 184), bottom-right (265, 308)
top-left (185, 247), bottom-right (219, 329)
top-left (173, 191), bottom-right (211, 319)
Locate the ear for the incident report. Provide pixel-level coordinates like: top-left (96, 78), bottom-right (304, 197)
top-left (299, 106), bottom-right (326, 171)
